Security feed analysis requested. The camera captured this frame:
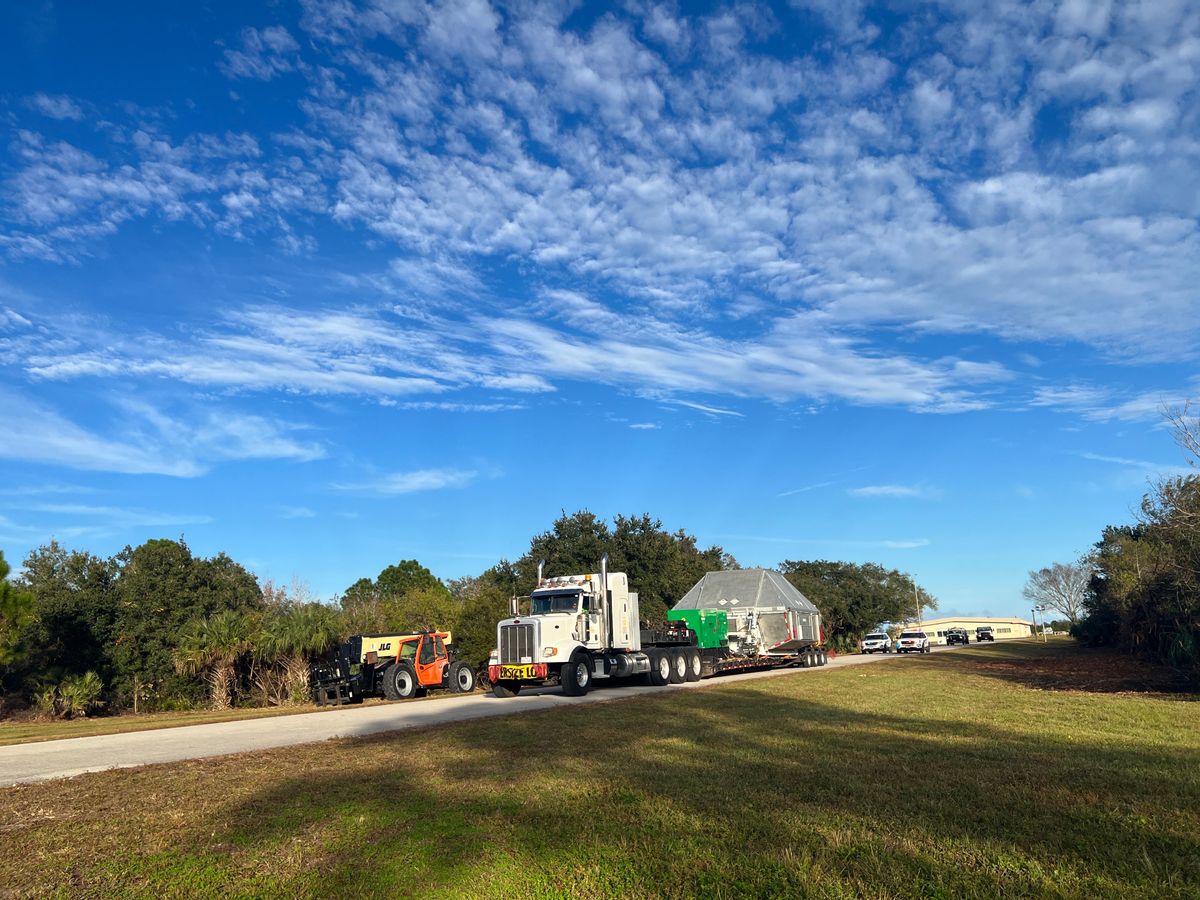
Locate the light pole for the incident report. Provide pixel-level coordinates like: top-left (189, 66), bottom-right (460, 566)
top-left (1033, 605), bottom-right (1047, 642)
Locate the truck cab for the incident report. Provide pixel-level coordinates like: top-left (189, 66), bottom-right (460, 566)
top-left (489, 558), bottom-right (644, 696)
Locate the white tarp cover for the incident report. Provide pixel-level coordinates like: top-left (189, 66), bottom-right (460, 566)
top-left (672, 568), bottom-right (820, 614)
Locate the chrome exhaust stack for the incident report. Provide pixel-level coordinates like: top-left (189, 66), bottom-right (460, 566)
top-left (600, 553), bottom-right (611, 646)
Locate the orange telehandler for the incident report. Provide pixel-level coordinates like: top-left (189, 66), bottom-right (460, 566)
top-left (312, 630), bottom-right (476, 705)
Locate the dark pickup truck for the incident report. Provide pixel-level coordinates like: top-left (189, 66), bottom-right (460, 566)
top-left (945, 627), bottom-right (970, 645)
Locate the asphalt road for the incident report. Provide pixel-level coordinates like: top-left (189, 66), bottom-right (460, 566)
top-left (0, 647), bottom-right (956, 786)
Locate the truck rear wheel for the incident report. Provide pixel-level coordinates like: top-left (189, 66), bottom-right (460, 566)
top-left (492, 680), bottom-right (521, 698)
top-left (560, 653), bottom-right (592, 696)
top-left (448, 661), bottom-right (476, 693)
top-left (669, 649), bottom-right (687, 684)
top-left (685, 649), bottom-right (702, 682)
top-left (647, 650), bottom-right (671, 686)
top-left (390, 661), bottom-right (419, 699)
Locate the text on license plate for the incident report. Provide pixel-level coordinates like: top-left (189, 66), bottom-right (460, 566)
top-left (499, 664), bottom-right (538, 680)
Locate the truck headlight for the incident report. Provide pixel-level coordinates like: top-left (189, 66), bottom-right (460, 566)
top-left (543, 647), bottom-right (559, 657)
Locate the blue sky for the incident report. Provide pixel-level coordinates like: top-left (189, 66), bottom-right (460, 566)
top-left (1, 0), bottom-right (1197, 617)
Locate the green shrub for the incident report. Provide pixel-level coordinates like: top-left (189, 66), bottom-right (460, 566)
top-left (33, 685), bottom-right (59, 719)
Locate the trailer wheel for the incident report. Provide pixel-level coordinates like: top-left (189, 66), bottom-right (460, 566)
top-left (685, 649), bottom-right (702, 682)
top-left (492, 680), bottom-right (522, 698)
top-left (561, 653), bottom-right (592, 697)
top-left (648, 650), bottom-right (671, 686)
top-left (668, 649), bottom-right (687, 684)
top-left (819, 650), bottom-right (828, 666)
top-left (448, 661), bottom-right (476, 693)
top-left (391, 661), bottom-right (419, 699)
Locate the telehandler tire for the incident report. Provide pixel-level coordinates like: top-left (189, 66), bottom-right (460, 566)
top-left (448, 660), bottom-right (476, 693)
top-left (379, 664), bottom-right (399, 700)
top-left (390, 661), bottom-right (419, 699)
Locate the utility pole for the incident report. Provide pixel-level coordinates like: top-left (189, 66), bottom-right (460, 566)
top-left (914, 582), bottom-right (922, 631)
top-left (1032, 606), bottom-right (1047, 642)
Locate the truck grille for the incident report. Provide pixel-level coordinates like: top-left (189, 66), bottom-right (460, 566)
top-left (500, 623), bottom-right (535, 664)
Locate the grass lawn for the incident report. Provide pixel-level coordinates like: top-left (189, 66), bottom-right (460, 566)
top-left (1, 640), bottom-right (1196, 898)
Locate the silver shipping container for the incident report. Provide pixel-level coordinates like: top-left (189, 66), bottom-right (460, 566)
top-left (672, 569), bottom-right (822, 655)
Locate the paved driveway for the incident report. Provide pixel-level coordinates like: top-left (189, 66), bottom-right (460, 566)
top-left (1, 647), bottom-right (955, 785)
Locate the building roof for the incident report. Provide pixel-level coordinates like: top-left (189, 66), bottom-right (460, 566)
top-left (672, 568), bottom-right (820, 614)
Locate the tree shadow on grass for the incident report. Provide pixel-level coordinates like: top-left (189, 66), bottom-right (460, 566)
top-left (927, 641), bottom-right (1198, 698)
top-left (197, 681), bottom-right (1200, 898)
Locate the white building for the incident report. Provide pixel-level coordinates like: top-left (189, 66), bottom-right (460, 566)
top-left (897, 616), bottom-right (1035, 645)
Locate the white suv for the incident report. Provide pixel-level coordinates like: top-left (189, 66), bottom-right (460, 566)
top-left (896, 631), bottom-right (930, 654)
top-left (860, 632), bottom-right (892, 654)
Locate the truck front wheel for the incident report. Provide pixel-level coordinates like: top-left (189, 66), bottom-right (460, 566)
top-left (560, 653), bottom-right (592, 697)
top-left (492, 680), bottom-right (522, 698)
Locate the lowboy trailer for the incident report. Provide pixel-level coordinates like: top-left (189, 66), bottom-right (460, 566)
top-left (487, 558), bottom-right (828, 698)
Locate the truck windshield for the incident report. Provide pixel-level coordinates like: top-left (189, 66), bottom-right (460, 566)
top-left (530, 591), bottom-right (581, 615)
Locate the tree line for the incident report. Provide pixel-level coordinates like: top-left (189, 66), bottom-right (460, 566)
top-left (0, 511), bottom-right (935, 716)
top-left (1025, 404), bottom-right (1200, 683)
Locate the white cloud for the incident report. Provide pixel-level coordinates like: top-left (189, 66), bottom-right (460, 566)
top-left (3, 1), bottom-right (1199, 410)
top-left (9, 299), bottom-right (1009, 415)
top-left (1030, 383), bottom-right (1194, 422)
top-left (629, 422), bottom-right (659, 429)
top-left (333, 467), bottom-right (479, 495)
top-left (848, 484), bottom-right (942, 499)
top-left (220, 26), bottom-right (302, 80)
top-left (0, 389), bottom-right (203, 477)
top-left (27, 93), bottom-right (84, 120)
top-left (719, 532), bottom-right (930, 550)
top-left (1077, 451), bottom-right (1190, 478)
top-left (27, 504), bottom-right (213, 528)
top-left (0, 389), bottom-right (322, 477)
top-left (279, 506), bottom-right (317, 519)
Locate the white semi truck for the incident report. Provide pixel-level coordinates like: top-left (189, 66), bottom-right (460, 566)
top-left (486, 557), bottom-right (827, 697)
